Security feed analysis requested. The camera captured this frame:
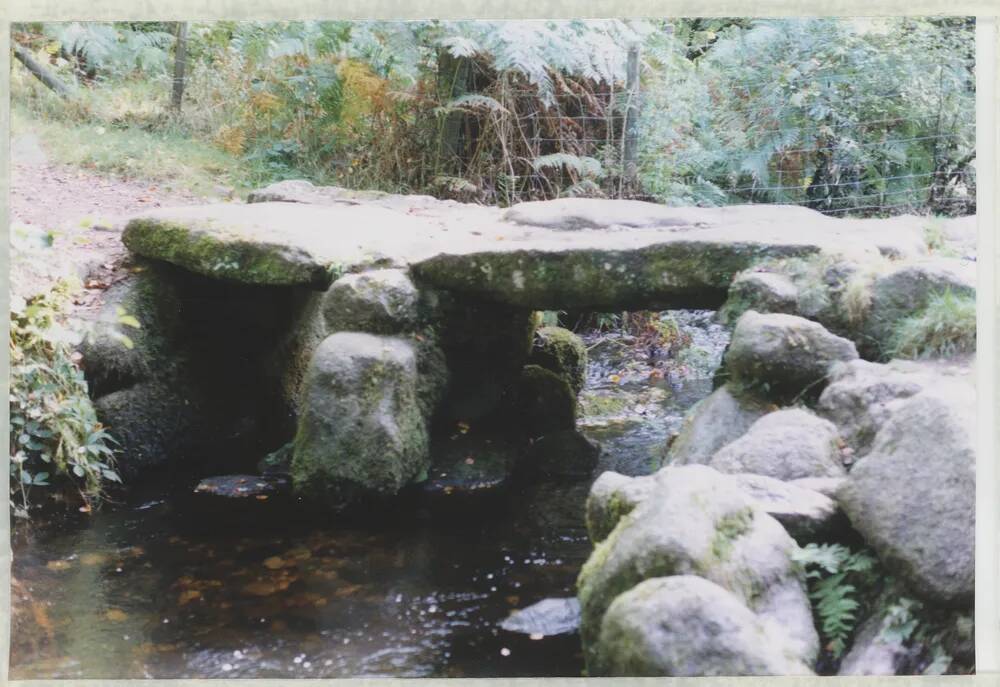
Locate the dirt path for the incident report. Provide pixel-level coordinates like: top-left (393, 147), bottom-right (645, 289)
top-left (9, 133), bottom-right (213, 306)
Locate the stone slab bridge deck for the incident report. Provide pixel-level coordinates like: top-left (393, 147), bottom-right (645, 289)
top-left (121, 180), bottom-right (931, 311)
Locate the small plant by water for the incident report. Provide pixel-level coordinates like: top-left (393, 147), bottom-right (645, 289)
top-left (9, 279), bottom-right (128, 517)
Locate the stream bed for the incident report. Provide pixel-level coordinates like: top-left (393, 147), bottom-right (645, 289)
top-left (10, 310), bottom-right (729, 679)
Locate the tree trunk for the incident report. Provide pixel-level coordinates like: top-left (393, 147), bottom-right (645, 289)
top-left (171, 22), bottom-right (189, 112)
top-left (12, 43), bottom-right (75, 99)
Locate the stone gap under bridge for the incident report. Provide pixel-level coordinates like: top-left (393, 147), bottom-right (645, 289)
top-left (85, 183), bottom-right (940, 507)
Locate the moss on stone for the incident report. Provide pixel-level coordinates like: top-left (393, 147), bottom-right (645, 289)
top-left (123, 217), bottom-right (334, 288)
top-left (529, 326), bottom-right (588, 394)
top-left (711, 507), bottom-right (755, 561)
top-left (514, 364), bottom-right (577, 437)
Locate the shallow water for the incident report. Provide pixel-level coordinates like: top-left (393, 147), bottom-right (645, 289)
top-left (10, 310), bottom-right (729, 679)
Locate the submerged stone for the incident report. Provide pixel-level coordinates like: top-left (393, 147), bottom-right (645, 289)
top-left (193, 474), bottom-right (290, 499)
top-left (526, 429), bottom-right (600, 479)
top-left (421, 432), bottom-right (521, 497)
top-left (500, 597), bottom-right (581, 636)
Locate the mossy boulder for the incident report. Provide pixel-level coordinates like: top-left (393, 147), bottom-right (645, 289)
top-left (576, 465), bottom-right (817, 673)
top-left (837, 382), bottom-right (975, 606)
top-left (665, 383), bottom-right (774, 466)
top-left (592, 575), bottom-right (814, 676)
top-left (513, 365), bottom-right (578, 438)
top-left (862, 259), bottom-right (976, 359)
top-left (586, 471), bottom-right (659, 544)
top-left (528, 326), bottom-right (588, 394)
top-left (291, 332), bottom-right (432, 505)
top-left (723, 311), bottom-right (858, 402)
top-left (719, 270), bottom-right (800, 325)
top-left (94, 379), bottom-right (206, 478)
top-left (817, 359), bottom-right (929, 459)
top-left (708, 409), bottom-right (846, 480)
top-left (122, 215), bottom-right (337, 288)
top-left (78, 261), bottom-right (184, 397)
top-left (322, 269), bottom-right (425, 335)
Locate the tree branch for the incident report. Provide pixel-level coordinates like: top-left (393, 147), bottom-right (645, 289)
top-left (12, 43), bottom-right (76, 99)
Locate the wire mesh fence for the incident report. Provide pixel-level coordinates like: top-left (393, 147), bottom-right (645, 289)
top-left (440, 56), bottom-right (976, 217)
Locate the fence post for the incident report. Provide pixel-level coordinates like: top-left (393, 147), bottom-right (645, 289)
top-left (623, 44), bottom-right (641, 190)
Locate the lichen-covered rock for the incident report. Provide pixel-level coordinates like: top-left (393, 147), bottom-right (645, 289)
top-left (577, 465), bottom-right (817, 671)
top-left (837, 382), bottom-right (975, 605)
top-left (528, 326), bottom-right (588, 394)
top-left (291, 332), bottom-right (431, 504)
top-left (719, 270), bottom-right (799, 325)
top-left (586, 472), bottom-right (659, 544)
top-left (728, 473), bottom-right (842, 543)
top-left (666, 383), bottom-right (774, 466)
top-left (724, 311), bottom-right (858, 401)
top-left (503, 197), bottom-right (699, 230)
top-left (513, 365), bottom-right (578, 437)
top-left (587, 469), bottom-right (840, 547)
top-left (817, 359), bottom-right (928, 458)
top-left (863, 259), bottom-right (976, 358)
top-left (708, 409), bottom-right (846, 480)
top-left (527, 429), bottom-right (600, 478)
top-left (593, 576), bottom-right (813, 676)
top-left (322, 269), bottom-right (424, 335)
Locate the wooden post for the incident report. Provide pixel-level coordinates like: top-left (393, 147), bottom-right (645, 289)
top-left (623, 44), bottom-right (641, 188)
top-left (171, 22), bottom-right (189, 113)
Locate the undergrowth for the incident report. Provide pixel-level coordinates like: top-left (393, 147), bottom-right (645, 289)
top-left (9, 279), bottom-right (133, 517)
top-left (792, 542), bottom-right (879, 659)
top-left (887, 290), bottom-right (977, 359)
top-left (11, 68), bottom-right (255, 196)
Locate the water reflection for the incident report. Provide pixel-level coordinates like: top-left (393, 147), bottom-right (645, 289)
top-left (11, 310), bottom-right (729, 679)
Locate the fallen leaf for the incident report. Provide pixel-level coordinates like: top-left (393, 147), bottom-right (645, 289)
top-left (263, 556), bottom-right (286, 570)
top-left (105, 608), bottom-right (128, 622)
top-left (80, 553), bottom-right (108, 566)
top-left (178, 590), bottom-right (202, 605)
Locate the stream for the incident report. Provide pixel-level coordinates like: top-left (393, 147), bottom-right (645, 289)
top-left (10, 310), bottom-right (729, 679)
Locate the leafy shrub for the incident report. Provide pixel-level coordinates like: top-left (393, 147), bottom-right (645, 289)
top-left (9, 280), bottom-right (126, 517)
top-left (793, 542), bottom-right (879, 658)
top-left (887, 289), bottom-right (976, 359)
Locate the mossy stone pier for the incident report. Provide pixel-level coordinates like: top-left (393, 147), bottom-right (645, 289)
top-left (105, 186), bottom-right (941, 506)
